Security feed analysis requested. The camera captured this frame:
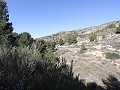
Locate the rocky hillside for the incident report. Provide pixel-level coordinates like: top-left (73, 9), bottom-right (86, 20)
top-left (40, 20), bottom-right (120, 85)
top-left (40, 20), bottom-right (120, 42)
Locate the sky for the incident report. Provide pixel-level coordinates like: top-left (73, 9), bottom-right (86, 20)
top-left (6, 0), bottom-right (120, 38)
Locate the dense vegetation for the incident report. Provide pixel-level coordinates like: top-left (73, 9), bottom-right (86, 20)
top-left (0, 0), bottom-right (120, 90)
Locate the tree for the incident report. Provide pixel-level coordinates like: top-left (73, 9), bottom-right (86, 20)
top-left (0, 0), bottom-right (13, 35)
top-left (7, 32), bottom-right (19, 46)
top-left (0, 0), bottom-right (13, 46)
top-left (18, 32), bottom-right (33, 46)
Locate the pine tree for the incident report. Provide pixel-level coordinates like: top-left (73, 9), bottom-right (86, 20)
top-left (0, 0), bottom-right (13, 35)
top-left (0, 0), bottom-right (13, 45)
top-left (18, 32), bottom-right (33, 46)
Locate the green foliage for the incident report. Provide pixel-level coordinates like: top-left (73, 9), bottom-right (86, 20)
top-left (67, 35), bottom-right (77, 45)
top-left (80, 43), bottom-right (87, 53)
top-left (0, 0), bottom-right (13, 35)
top-left (35, 39), bottom-right (46, 53)
top-left (7, 32), bottom-right (19, 46)
top-left (105, 52), bottom-right (120, 59)
top-left (89, 33), bottom-right (97, 42)
top-left (35, 39), bottom-right (57, 61)
top-left (0, 1), bottom-right (120, 89)
top-left (46, 41), bottom-right (56, 51)
top-left (44, 48), bottom-right (58, 64)
top-left (1, 44), bottom-right (120, 90)
top-left (115, 24), bottom-right (120, 34)
top-left (0, 0), bottom-right (13, 46)
top-left (58, 38), bottom-right (64, 45)
top-left (107, 24), bottom-right (116, 28)
top-left (18, 32), bottom-right (33, 46)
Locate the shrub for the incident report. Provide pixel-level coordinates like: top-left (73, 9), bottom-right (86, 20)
top-left (80, 43), bottom-right (87, 53)
top-left (107, 24), bottom-right (116, 28)
top-left (89, 33), bottom-right (97, 42)
top-left (67, 35), bottom-right (77, 45)
top-left (115, 24), bottom-right (120, 34)
top-left (18, 32), bottom-right (33, 46)
top-left (105, 52), bottom-right (120, 59)
top-left (58, 38), bottom-right (65, 45)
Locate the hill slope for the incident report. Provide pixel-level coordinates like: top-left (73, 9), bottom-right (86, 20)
top-left (40, 20), bottom-right (120, 42)
top-left (40, 20), bottom-right (120, 85)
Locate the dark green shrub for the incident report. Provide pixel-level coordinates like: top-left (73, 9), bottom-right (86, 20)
top-left (58, 38), bottom-right (65, 45)
top-left (89, 33), bottom-right (97, 42)
top-left (107, 24), bottom-right (116, 28)
top-left (18, 32), bottom-right (33, 46)
top-left (80, 43), bottom-right (87, 53)
top-left (67, 35), bottom-right (77, 45)
top-left (35, 39), bottom-right (46, 53)
top-left (105, 52), bottom-right (120, 59)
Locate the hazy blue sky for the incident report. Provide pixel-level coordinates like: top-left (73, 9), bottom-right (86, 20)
top-left (7, 0), bottom-right (120, 38)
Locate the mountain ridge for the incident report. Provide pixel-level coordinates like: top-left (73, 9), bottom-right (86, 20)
top-left (40, 20), bottom-right (120, 42)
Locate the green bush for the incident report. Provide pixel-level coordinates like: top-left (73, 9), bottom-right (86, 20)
top-left (18, 32), bottom-right (33, 46)
top-left (89, 33), bottom-right (97, 42)
top-left (105, 52), bottom-right (120, 59)
top-left (107, 24), bottom-right (116, 28)
top-left (58, 38), bottom-right (65, 45)
top-left (80, 43), bottom-right (87, 53)
top-left (115, 24), bottom-right (120, 34)
top-left (67, 35), bottom-right (77, 45)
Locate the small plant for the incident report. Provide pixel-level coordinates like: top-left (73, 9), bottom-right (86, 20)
top-left (115, 24), bottom-right (120, 34)
top-left (105, 52), bottom-right (120, 59)
top-left (80, 43), bottom-right (87, 53)
top-left (89, 33), bottom-right (97, 42)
